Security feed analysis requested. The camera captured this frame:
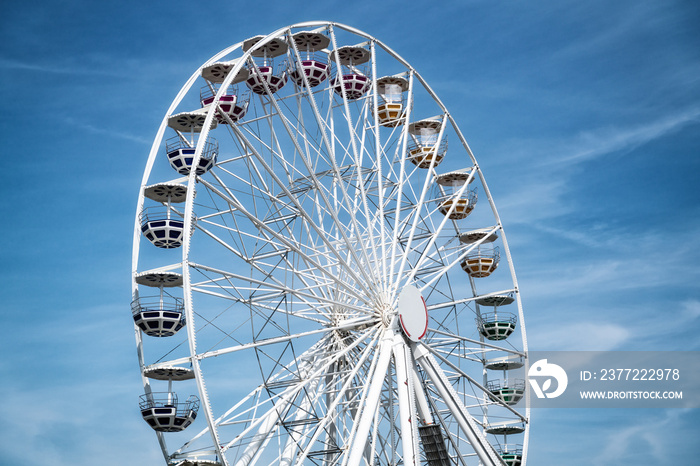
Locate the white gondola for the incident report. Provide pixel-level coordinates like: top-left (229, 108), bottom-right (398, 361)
top-left (408, 119), bottom-right (447, 168)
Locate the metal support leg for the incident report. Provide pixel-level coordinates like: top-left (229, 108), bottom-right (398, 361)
top-left (346, 330), bottom-right (393, 466)
top-left (412, 342), bottom-right (504, 466)
top-left (392, 333), bottom-right (419, 466)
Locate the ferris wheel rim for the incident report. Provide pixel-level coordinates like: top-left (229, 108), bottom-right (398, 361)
top-left (132, 20), bottom-right (529, 466)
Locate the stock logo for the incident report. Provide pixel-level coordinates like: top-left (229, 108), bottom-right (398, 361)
top-left (528, 359), bottom-right (568, 399)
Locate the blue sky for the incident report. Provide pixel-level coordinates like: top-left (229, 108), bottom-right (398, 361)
top-left (1, 1), bottom-right (698, 465)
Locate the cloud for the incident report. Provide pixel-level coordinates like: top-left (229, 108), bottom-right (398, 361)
top-left (62, 116), bottom-right (151, 144)
top-left (492, 105), bottom-right (700, 227)
top-left (521, 255), bottom-right (683, 301)
top-left (1, 379), bottom-right (161, 466)
top-left (0, 57), bottom-right (81, 75)
top-left (546, 1), bottom-right (658, 62)
top-left (546, 106), bottom-right (700, 167)
top-left (592, 421), bottom-right (653, 466)
top-left (0, 57), bottom-right (129, 77)
top-left (592, 409), bottom-right (696, 466)
top-left (495, 172), bottom-right (571, 224)
top-left (680, 299), bottom-right (700, 320)
top-left (528, 321), bottom-right (631, 351)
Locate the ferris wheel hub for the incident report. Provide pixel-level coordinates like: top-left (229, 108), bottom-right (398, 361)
top-left (374, 301), bottom-right (394, 327)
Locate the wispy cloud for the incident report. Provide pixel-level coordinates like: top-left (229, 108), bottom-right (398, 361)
top-left (592, 409), bottom-right (697, 466)
top-left (519, 225), bottom-right (700, 296)
top-left (493, 105), bottom-right (700, 228)
top-left (528, 299), bottom-right (700, 352)
top-left (63, 116), bottom-right (151, 144)
top-left (546, 106), bottom-right (700, 167)
top-left (0, 57), bottom-right (128, 77)
top-left (0, 55), bottom-right (190, 83)
top-left (547, 2), bottom-right (659, 63)
top-left (681, 299), bottom-right (700, 319)
top-left (1, 381), bottom-right (162, 466)
top-left (528, 321), bottom-right (631, 351)
top-left (517, 219), bottom-right (700, 351)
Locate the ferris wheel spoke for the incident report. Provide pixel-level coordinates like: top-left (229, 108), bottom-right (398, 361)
top-left (189, 262), bottom-right (370, 319)
top-left (270, 115), bottom-right (386, 296)
top-left (224, 124), bottom-right (379, 300)
top-left (190, 221), bottom-right (330, 305)
top-left (286, 32), bottom-right (371, 221)
top-left (290, 328), bottom-right (382, 465)
top-left (254, 376), bottom-right (328, 466)
top-left (216, 339), bottom-right (329, 430)
top-left (189, 268), bottom-right (350, 324)
top-left (220, 326), bottom-right (379, 457)
top-left (367, 41), bottom-right (395, 293)
top-left (158, 319), bottom-right (377, 370)
top-left (190, 254), bottom-right (344, 343)
top-left (242, 71), bottom-right (383, 296)
top-left (387, 86), bottom-right (412, 288)
top-left (422, 342), bottom-right (527, 422)
top-left (277, 328), bottom-right (382, 465)
top-left (391, 112), bottom-right (447, 294)
top-left (220, 203), bottom-right (349, 307)
top-left (418, 224), bottom-right (501, 294)
top-left (236, 122), bottom-right (305, 187)
top-left (343, 329), bottom-right (395, 466)
top-left (278, 378), bottom-right (326, 466)
top-left (325, 30), bottom-right (387, 287)
top-left (354, 116), bottom-right (388, 291)
top-left (385, 212), bottom-right (438, 289)
top-left (198, 280), bottom-right (332, 322)
top-left (191, 285), bottom-right (331, 334)
top-left (171, 337), bottom-right (333, 461)
top-left (403, 168), bottom-right (477, 284)
top-left (413, 344), bottom-right (504, 466)
top-left (226, 363), bottom-right (321, 465)
top-left (193, 219), bottom-right (258, 265)
top-left (193, 177), bottom-right (371, 305)
top-left (428, 327), bottom-right (525, 357)
top-left (209, 163), bottom-right (269, 206)
top-left (275, 95), bottom-right (332, 171)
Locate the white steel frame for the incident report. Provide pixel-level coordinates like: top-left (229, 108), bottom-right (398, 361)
top-left (131, 21), bottom-right (529, 466)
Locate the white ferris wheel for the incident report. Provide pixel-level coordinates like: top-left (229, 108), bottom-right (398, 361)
top-left (131, 21), bottom-right (529, 466)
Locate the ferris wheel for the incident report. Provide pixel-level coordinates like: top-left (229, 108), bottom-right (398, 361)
top-left (131, 21), bottom-right (529, 466)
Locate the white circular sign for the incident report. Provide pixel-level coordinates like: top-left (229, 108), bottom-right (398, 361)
top-left (398, 285), bottom-right (428, 342)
